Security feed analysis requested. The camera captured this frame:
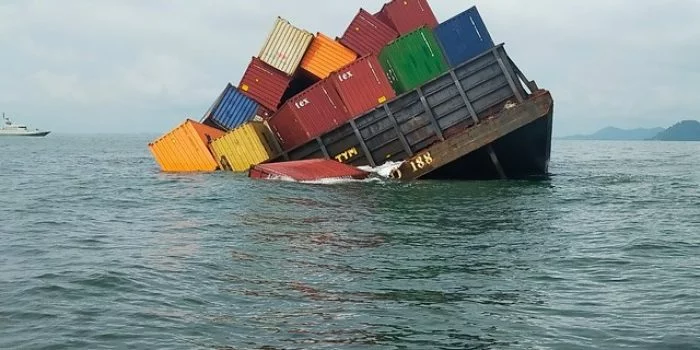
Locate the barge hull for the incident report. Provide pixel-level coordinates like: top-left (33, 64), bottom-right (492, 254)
top-left (394, 91), bottom-right (553, 181)
top-left (270, 44), bottom-right (553, 181)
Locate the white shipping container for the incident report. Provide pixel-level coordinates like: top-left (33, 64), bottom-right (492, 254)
top-left (258, 17), bottom-right (314, 76)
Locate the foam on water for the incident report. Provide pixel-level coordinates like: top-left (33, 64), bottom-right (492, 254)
top-left (358, 160), bottom-right (404, 178)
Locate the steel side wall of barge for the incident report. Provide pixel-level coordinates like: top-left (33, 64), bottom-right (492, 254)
top-left (271, 44), bottom-right (552, 180)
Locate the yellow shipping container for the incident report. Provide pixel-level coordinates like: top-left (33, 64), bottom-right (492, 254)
top-left (148, 119), bottom-right (225, 172)
top-left (209, 121), bottom-right (279, 172)
top-left (258, 17), bottom-right (314, 76)
top-left (300, 33), bottom-right (358, 79)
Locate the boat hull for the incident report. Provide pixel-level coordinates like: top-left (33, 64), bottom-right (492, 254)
top-left (389, 91), bottom-right (553, 181)
top-left (0, 131), bottom-right (50, 137)
top-left (268, 44), bottom-right (554, 182)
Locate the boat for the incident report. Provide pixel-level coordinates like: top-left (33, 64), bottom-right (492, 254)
top-left (0, 113), bottom-right (50, 137)
top-left (150, 1), bottom-right (554, 182)
top-left (269, 45), bottom-right (553, 181)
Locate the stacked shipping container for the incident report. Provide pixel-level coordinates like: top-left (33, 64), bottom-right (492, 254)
top-left (300, 33), bottom-right (358, 79)
top-left (268, 79), bottom-right (349, 151)
top-left (330, 55), bottom-right (396, 117)
top-left (209, 122), bottom-right (278, 172)
top-left (239, 58), bottom-right (292, 113)
top-left (149, 0), bottom-right (501, 174)
top-left (379, 27), bottom-right (449, 94)
top-left (149, 119), bottom-right (225, 172)
top-left (434, 7), bottom-right (495, 67)
top-left (339, 9), bottom-right (398, 57)
top-left (201, 83), bottom-right (262, 130)
top-left (375, 0), bottom-right (439, 35)
top-left (258, 17), bottom-right (314, 76)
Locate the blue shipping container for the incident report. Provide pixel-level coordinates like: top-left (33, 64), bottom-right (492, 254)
top-left (434, 6), bottom-right (495, 68)
top-left (202, 83), bottom-right (259, 131)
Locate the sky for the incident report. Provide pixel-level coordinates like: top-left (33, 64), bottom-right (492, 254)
top-left (1, 0), bottom-right (698, 136)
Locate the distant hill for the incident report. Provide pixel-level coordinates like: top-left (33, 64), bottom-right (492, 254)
top-left (652, 120), bottom-right (700, 141)
top-left (562, 127), bottom-right (665, 141)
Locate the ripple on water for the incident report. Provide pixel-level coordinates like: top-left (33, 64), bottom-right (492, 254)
top-left (0, 138), bottom-right (699, 349)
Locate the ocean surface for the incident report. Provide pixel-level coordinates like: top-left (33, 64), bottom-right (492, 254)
top-left (1, 135), bottom-right (698, 350)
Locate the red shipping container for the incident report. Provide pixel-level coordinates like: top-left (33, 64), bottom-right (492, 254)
top-left (339, 8), bottom-right (399, 57)
top-left (375, 0), bottom-right (439, 35)
top-left (249, 159), bottom-right (370, 182)
top-left (330, 55), bottom-right (397, 117)
top-left (239, 57), bottom-right (292, 114)
top-left (267, 79), bottom-right (349, 151)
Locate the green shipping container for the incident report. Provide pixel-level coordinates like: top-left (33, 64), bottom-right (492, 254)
top-left (378, 26), bottom-right (449, 94)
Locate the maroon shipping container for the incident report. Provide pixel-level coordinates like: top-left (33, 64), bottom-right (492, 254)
top-left (330, 55), bottom-right (397, 117)
top-left (339, 8), bottom-right (399, 57)
top-left (267, 79), bottom-right (349, 151)
top-left (239, 57), bottom-right (292, 113)
top-left (375, 0), bottom-right (439, 35)
top-left (249, 159), bottom-right (370, 182)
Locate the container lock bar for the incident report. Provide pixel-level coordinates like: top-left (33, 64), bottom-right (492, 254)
top-left (494, 50), bottom-right (524, 103)
top-left (382, 104), bottom-right (414, 158)
top-left (416, 87), bottom-right (445, 141)
top-left (508, 56), bottom-right (538, 94)
top-left (449, 70), bottom-right (479, 124)
top-left (348, 119), bottom-right (377, 167)
top-left (316, 137), bottom-right (331, 159)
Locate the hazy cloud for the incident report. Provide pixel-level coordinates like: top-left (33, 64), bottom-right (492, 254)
top-left (1, 0), bottom-right (698, 135)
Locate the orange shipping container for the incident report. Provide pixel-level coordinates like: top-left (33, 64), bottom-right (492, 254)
top-left (148, 119), bottom-right (225, 172)
top-left (300, 33), bottom-right (358, 79)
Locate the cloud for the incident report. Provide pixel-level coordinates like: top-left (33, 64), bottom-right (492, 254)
top-left (0, 0), bottom-right (698, 135)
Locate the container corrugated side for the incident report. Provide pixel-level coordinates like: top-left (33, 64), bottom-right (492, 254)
top-left (330, 55), bottom-right (396, 117)
top-left (209, 121), bottom-right (276, 172)
top-left (379, 26), bottom-right (449, 94)
top-left (435, 6), bottom-right (495, 68)
top-left (258, 17), bottom-right (314, 76)
top-left (300, 33), bottom-right (357, 79)
top-left (267, 79), bottom-right (349, 151)
top-left (375, 0), bottom-right (439, 35)
top-left (202, 83), bottom-right (260, 130)
top-left (148, 119), bottom-right (225, 172)
top-left (239, 57), bottom-right (292, 113)
top-left (339, 9), bottom-right (398, 58)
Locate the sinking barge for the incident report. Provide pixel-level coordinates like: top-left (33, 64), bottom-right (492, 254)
top-left (149, 2), bottom-right (554, 182)
top-left (267, 45), bottom-right (553, 181)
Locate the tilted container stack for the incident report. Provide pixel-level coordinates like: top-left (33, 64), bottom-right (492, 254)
top-left (434, 6), bottom-right (495, 68)
top-left (209, 121), bottom-right (280, 172)
top-left (267, 78), bottom-right (350, 151)
top-left (149, 0), bottom-right (526, 178)
top-left (299, 33), bottom-right (358, 80)
top-left (375, 0), bottom-right (439, 35)
top-left (330, 55), bottom-right (396, 117)
top-left (238, 57), bottom-right (292, 114)
top-left (149, 119), bottom-right (225, 172)
top-left (379, 26), bottom-right (449, 94)
top-left (257, 17), bottom-right (314, 77)
top-left (201, 83), bottom-right (264, 131)
top-left (339, 9), bottom-right (399, 57)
